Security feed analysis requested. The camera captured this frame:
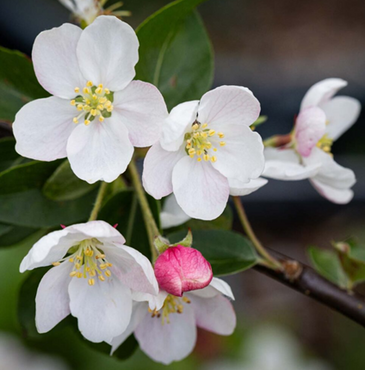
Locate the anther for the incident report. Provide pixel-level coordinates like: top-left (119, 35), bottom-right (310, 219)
top-left (220, 141), bottom-right (226, 147)
top-left (197, 157), bottom-right (202, 162)
top-left (83, 87), bottom-right (90, 94)
top-left (211, 156), bottom-right (217, 163)
top-left (99, 116), bottom-right (105, 122)
top-left (86, 81), bottom-right (93, 87)
top-left (73, 118), bottom-right (79, 124)
top-left (202, 123), bottom-right (208, 128)
top-left (218, 132), bottom-right (224, 138)
top-left (208, 129), bottom-right (215, 136)
top-left (70, 100), bottom-right (76, 106)
top-left (76, 272), bottom-right (83, 278)
top-left (74, 87), bottom-right (80, 93)
top-left (98, 275), bottom-right (105, 281)
top-left (52, 262), bottom-right (61, 266)
top-left (203, 154), bottom-right (210, 161)
top-left (192, 123), bottom-right (199, 130)
top-left (88, 278), bottom-right (95, 286)
top-left (70, 271), bottom-right (77, 277)
top-left (105, 270), bottom-right (111, 277)
top-left (84, 120), bottom-right (90, 126)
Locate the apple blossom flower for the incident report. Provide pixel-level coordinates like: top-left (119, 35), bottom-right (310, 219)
top-left (110, 277), bottom-right (236, 365)
top-left (20, 221), bottom-right (158, 343)
top-left (13, 16), bottom-right (167, 184)
top-left (142, 86), bottom-right (265, 220)
top-left (263, 78), bottom-right (361, 204)
top-left (154, 245), bottom-right (213, 296)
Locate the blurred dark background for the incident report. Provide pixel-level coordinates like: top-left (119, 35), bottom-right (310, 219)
top-left (1, 0), bottom-right (365, 369)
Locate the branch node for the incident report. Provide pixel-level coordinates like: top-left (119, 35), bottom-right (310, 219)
top-left (282, 260), bottom-right (303, 282)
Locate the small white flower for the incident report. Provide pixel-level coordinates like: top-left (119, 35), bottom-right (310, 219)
top-left (110, 277), bottom-right (236, 365)
top-left (59, 0), bottom-right (101, 25)
top-left (142, 86), bottom-right (266, 220)
top-left (263, 78), bottom-right (361, 204)
top-left (20, 221), bottom-right (158, 343)
top-left (13, 16), bottom-right (167, 184)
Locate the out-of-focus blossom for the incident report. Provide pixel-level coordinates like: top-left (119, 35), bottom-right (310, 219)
top-left (160, 194), bottom-right (191, 229)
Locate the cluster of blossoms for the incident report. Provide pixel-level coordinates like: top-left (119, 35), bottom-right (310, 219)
top-left (13, 11), bottom-right (361, 365)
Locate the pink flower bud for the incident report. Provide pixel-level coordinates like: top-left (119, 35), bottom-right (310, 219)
top-left (295, 106), bottom-right (326, 157)
top-left (154, 245), bottom-right (213, 297)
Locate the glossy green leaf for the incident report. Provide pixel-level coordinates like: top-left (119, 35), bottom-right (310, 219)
top-left (43, 160), bottom-right (97, 201)
top-left (0, 46), bottom-right (48, 122)
top-left (0, 137), bottom-right (21, 172)
top-left (308, 246), bottom-right (350, 289)
top-left (167, 230), bottom-right (258, 276)
top-left (0, 223), bottom-right (40, 247)
top-left (136, 0), bottom-right (213, 109)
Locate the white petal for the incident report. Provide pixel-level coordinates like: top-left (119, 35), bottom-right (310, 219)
top-left (67, 115), bottom-right (134, 183)
top-left (190, 294), bottom-right (236, 335)
top-left (35, 262), bottom-right (72, 333)
top-left (211, 125), bottom-right (264, 182)
top-left (310, 179), bottom-right (354, 204)
top-left (113, 81), bottom-right (168, 147)
top-left (76, 16), bottom-right (138, 91)
top-left (263, 147), bottom-right (321, 180)
top-left (172, 157), bottom-right (230, 220)
top-left (160, 101), bottom-right (199, 151)
top-left (103, 244), bottom-right (159, 296)
top-left (32, 23), bottom-right (85, 99)
top-left (300, 78), bottom-right (347, 110)
top-left (13, 97), bottom-right (76, 161)
top-left (321, 96), bottom-right (361, 141)
top-left (160, 194), bottom-right (191, 229)
top-left (303, 147), bottom-right (356, 189)
top-left (131, 290), bottom-right (168, 311)
top-left (68, 271), bottom-right (132, 343)
top-left (198, 86), bottom-right (260, 128)
top-left (109, 302), bottom-right (147, 351)
top-left (294, 107), bottom-right (326, 157)
top-left (189, 277), bottom-right (235, 300)
top-left (142, 143), bottom-right (184, 199)
top-left (229, 177), bottom-right (268, 196)
top-left (135, 303), bottom-right (196, 365)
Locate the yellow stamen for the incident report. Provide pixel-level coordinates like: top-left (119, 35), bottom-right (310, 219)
top-left (84, 119), bottom-right (90, 126)
top-left (220, 141), bottom-right (226, 147)
top-left (52, 262), bottom-right (61, 266)
top-left (73, 117), bottom-right (79, 124)
top-left (218, 132), bottom-right (224, 138)
top-left (211, 156), bottom-right (217, 163)
top-left (83, 87), bottom-right (90, 94)
top-left (86, 81), bottom-right (93, 87)
top-left (208, 129), bottom-right (216, 136)
top-left (70, 100), bottom-right (76, 106)
top-left (202, 123), bottom-right (208, 128)
top-left (105, 270), bottom-right (111, 277)
top-left (74, 87), bottom-right (80, 93)
top-left (203, 154), bottom-right (210, 161)
top-left (98, 275), bottom-right (105, 281)
top-left (99, 116), bottom-right (105, 122)
top-left (88, 278), bottom-right (95, 286)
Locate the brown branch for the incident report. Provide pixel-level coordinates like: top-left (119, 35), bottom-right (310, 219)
top-left (254, 249), bottom-right (365, 327)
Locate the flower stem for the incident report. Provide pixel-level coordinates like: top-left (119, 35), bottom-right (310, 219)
top-left (263, 133), bottom-right (292, 148)
top-left (128, 159), bottom-right (159, 260)
top-left (89, 181), bottom-right (108, 221)
top-left (232, 196), bottom-right (282, 270)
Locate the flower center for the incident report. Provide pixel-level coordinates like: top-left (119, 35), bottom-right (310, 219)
top-left (184, 120), bottom-right (225, 163)
top-left (52, 238), bottom-right (112, 286)
top-left (148, 295), bottom-right (191, 324)
top-left (70, 81), bottom-right (114, 125)
top-left (316, 134), bottom-right (333, 154)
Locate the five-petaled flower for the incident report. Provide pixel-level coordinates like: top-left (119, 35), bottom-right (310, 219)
top-left (13, 16), bottom-right (167, 184)
top-left (263, 78), bottom-right (361, 204)
top-left (20, 221), bottom-right (158, 343)
top-left (142, 86), bottom-right (266, 221)
top-left (110, 278), bottom-right (236, 365)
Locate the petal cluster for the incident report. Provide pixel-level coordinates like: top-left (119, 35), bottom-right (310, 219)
top-left (13, 16), bottom-right (168, 184)
top-left (20, 221), bottom-right (158, 343)
top-left (110, 278), bottom-right (236, 365)
top-left (143, 86), bottom-right (266, 220)
top-left (263, 78), bottom-right (361, 204)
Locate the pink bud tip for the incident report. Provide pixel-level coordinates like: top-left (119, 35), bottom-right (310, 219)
top-left (60, 224), bottom-right (66, 229)
top-left (154, 245), bottom-right (213, 297)
top-left (113, 224), bottom-right (118, 228)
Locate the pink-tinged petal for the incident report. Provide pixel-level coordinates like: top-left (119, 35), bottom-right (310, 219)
top-left (35, 262), bottom-right (72, 333)
top-left (228, 177), bottom-right (268, 196)
top-left (76, 16), bottom-right (138, 92)
top-left (211, 124), bottom-right (265, 182)
top-left (172, 157), bottom-right (230, 220)
top-left (113, 81), bottom-right (168, 147)
top-left (321, 96), bottom-right (361, 141)
top-left (190, 294), bottom-right (236, 335)
top-left (198, 86), bottom-right (260, 129)
top-left (13, 97), bottom-right (76, 161)
top-left (68, 270), bottom-right (132, 343)
top-left (142, 143), bottom-right (185, 200)
top-left (135, 302), bottom-right (196, 365)
top-left (295, 107), bottom-right (326, 157)
top-left (310, 179), bottom-right (354, 204)
top-left (109, 302), bottom-right (147, 351)
top-left (32, 23), bottom-right (85, 99)
top-left (67, 115), bottom-right (134, 183)
top-left (303, 147), bottom-right (356, 190)
top-left (160, 101), bottom-right (199, 151)
top-left (263, 148), bottom-right (321, 180)
top-left (160, 194), bottom-right (190, 229)
top-left (154, 245), bottom-right (213, 297)
top-left (300, 78), bottom-right (347, 110)
top-left (131, 290), bottom-right (168, 311)
top-left (102, 244), bottom-right (158, 296)
top-left (189, 277), bottom-right (235, 300)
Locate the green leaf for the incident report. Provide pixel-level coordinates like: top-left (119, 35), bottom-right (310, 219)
top-left (308, 246), bottom-right (350, 289)
top-left (43, 160), bottom-right (97, 201)
top-left (0, 137), bottom-right (22, 172)
top-left (186, 205), bottom-right (233, 231)
top-left (167, 230), bottom-right (258, 276)
top-left (136, 0), bottom-right (213, 109)
top-left (0, 223), bottom-right (40, 247)
top-left (0, 46), bottom-right (48, 122)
